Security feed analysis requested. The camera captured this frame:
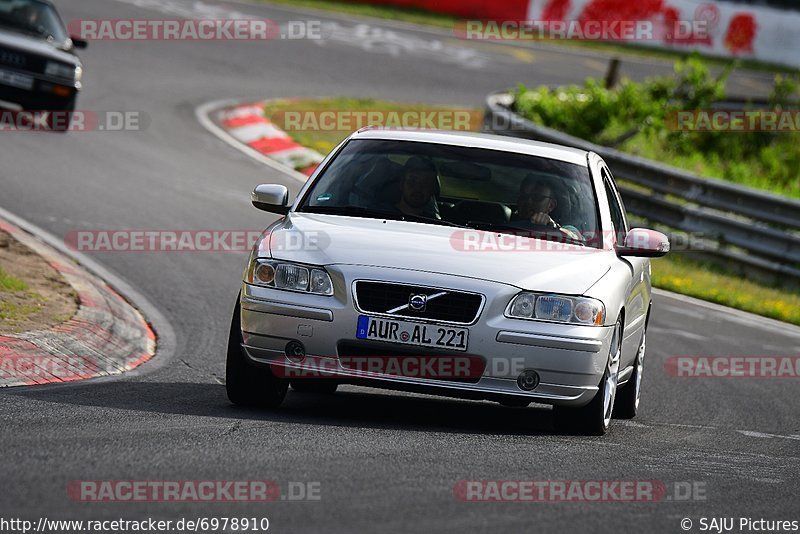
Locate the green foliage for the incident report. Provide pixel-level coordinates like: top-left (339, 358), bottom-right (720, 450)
top-left (513, 55), bottom-right (800, 197)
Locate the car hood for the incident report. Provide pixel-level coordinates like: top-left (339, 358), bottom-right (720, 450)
top-left (267, 213), bottom-right (612, 295)
top-left (0, 31), bottom-right (79, 65)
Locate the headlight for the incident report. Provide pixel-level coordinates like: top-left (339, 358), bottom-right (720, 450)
top-left (45, 61), bottom-right (77, 80)
top-left (247, 259), bottom-right (333, 296)
top-left (507, 292), bottom-right (605, 326)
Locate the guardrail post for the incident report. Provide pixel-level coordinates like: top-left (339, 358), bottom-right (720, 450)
top-left (604, 58), bottom-right (621, 89)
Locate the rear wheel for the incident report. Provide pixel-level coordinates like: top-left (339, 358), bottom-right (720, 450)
top-left (554, 320), bottom-right (621, 435)
top-left (226, 296), bottom-right (288, 408)
top-left (614, 328), bottom-right (646, 419)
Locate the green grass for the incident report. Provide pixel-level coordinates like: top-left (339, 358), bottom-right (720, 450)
top-left (0, 300), bottom-right (39, 322)
top-left (0, 267), bottom-right (39, 324)
top-left (0, 267), bottom-right (28, 292)
top-left (258, 0), bottom-right (799, 74)
top-left (652, 254), bottom-right (800, 325)
top-left (0, 267), bottom-right (47, 325)
top-left (263, 96), bottom-right (800, 325)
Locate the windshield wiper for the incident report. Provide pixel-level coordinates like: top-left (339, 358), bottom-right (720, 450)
top-left (465, 221), bottom-right (587, 247)
top-left (302, 205), bottom-right (406, 220)
top-left (301, 205), bottom-right (467, 228)
top-left (395, 212), bottom-right (468, 228)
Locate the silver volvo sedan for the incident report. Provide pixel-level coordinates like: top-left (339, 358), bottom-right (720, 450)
top-left (226, 129), bottom-right (669, 435)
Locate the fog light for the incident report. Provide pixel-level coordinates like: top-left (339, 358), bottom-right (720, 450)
top-left (285, 340), bottom-right (306, 363)
top-left (53, 85), bottom-right (72, 97)
top-left (517, 370), bottom-right (540, 391)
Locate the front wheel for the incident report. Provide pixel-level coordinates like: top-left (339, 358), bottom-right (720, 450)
top-left (44, 97), bottom-right (76, 133)
top-left (554, 320), bottom-right (621, 435)
top-left (613, 328), bottom-right (646, 419)
top-left (226, 296), bottom-right (288, 408)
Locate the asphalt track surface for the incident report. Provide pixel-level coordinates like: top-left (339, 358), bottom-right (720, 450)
top-left (1, 1), bottom-right (799, 532)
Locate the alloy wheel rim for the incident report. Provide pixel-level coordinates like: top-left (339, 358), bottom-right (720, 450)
top-left (633, 332), bottom-right (646, 411)
top-left (602, 323), bottom-right (621, 428)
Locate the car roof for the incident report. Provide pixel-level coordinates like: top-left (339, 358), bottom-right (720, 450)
top-left (350, 128), bottom-right (589, 166)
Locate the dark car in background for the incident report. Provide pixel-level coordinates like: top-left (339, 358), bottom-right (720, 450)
top-left (0, 0), bottom-right (86, 130)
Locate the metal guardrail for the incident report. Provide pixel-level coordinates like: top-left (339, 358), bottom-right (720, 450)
top-left (483, 92), bottom-right (800, 284)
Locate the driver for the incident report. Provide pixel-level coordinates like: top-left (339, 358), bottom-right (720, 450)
top-left (513, 174), bottom-right (582, 241)
top-left (13, 4), bottom-right (41, 28)
top-left (393, 156), bottom-right (440, 219)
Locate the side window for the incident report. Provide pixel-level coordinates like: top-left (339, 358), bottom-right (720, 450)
top-left (601, 168), bottom-right (627, 242)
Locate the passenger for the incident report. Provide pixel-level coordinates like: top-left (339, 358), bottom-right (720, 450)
top-left (513, 174), bottom-right (582, 241)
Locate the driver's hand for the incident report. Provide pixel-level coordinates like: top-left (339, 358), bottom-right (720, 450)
top-left (530, 212), bottom-right (556, 227)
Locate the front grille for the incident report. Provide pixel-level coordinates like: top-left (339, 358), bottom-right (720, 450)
top-left (337, 342), bottom-right (485, 383)
top-left (0, 46), bottom-right (46, 73)
top-left (353, 281), bottom-right (483, 324)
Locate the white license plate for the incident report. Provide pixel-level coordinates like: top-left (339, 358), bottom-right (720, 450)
top-left (356, 315), bottom-right (469, 351)
top-left (0, 68), bottom-right (34, 90)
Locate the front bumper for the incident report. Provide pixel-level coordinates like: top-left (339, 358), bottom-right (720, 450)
top-left (0, 71), bottom-right (78, 110)
top-left (239, 265), bottom-right (615, 407)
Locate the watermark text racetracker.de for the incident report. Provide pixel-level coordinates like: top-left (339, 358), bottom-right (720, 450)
top-left (67, 19), bottom-right (322, 41)
top-left (668, 109), bottom-right (800, 132)
top-left (67, 480), bottom-right (321, 502)
top-left (269, 109), bottom-right (483, 133)
top-left (0, 110), bottom-right (148, 132)
top-left (453, 480), bottom-right (708, 502)
top-left (267, 108), bottom-right (574, 134)
top-left (454, 19), bottom-right (711, 42)
top-left (64, 229), bottom-right (328, 253)
top-left (449, 229), bottom-right (703, 253)
top-left (665, 356), bottom-right (800, 378)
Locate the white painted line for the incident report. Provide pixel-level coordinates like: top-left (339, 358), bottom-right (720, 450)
top-left (659, 303), bottom-right (708, 321)
top-left (737, 430), bottom-right (800, 441)
top-left (652, 422), bottom-right (719, 430)
top-left (648, 326), bottom-right (707, 341)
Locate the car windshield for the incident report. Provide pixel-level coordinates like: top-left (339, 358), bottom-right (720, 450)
top-left (298, 138), bottom-right (602, 248)
top-left (0, 0), bottom-right (68, 44)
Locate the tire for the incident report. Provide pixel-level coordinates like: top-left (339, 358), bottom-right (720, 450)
top-left (290, 379), bottom-right (338, 395)
top-left (613, 328), bottom-right (646, 419)
top-left (44, 97), bottom-right (76, 133)
top-left (225, 296), bottom-right (288, 408)
top-left (554, 320), bottom-right (622, 435)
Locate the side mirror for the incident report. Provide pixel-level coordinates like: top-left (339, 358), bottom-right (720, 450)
top-left (251, 184), bottom-right (289, 214)
top-left (616, 228), bottom-right (670, 257)
top-left (70, 37), bottom-right (88, 49)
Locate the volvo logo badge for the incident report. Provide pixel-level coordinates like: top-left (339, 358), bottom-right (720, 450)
top-left (408, 294), bottom-right (427, 312)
